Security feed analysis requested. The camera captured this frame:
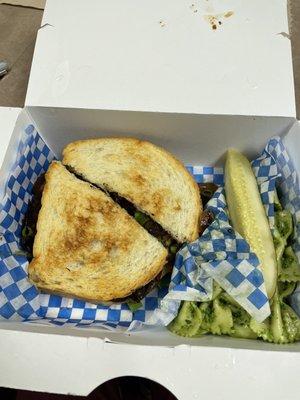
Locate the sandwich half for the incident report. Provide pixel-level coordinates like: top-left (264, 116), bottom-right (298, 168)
top-left (62, 138), bottom-right (201, 243)
top-left (28, 161), bottom-right (168, 302)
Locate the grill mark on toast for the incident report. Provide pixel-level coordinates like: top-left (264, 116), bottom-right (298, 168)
top-left (64, 164), bottom-right (179, 250)
top-left (22, 166), bottom-right (215, 303)
top-left (22, 167), bottom-right (176, 303)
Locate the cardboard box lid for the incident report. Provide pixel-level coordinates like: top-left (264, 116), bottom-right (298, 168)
top-left (26, 0), bottom-right (296, 117)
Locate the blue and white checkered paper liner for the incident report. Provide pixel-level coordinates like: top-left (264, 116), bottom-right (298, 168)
top-left (0, 126), bottom-right (53, 321)
top-left (261, 138), bottom-right (300, 317)
top-left (163, 188), bottom-right (270, 323)
top-left (253, 137), bottom-right (300, 316)
top-left (0, 127), bottom-right (299, 327)
top-left (0, 126), bottom-right (176, 328)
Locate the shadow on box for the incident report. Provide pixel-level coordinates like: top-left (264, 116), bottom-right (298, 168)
top-left (1, 376), bottom-right (178, 399)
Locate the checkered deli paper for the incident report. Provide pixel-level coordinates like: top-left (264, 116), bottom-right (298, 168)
top-left (0, 126), bottom-right (299, 329)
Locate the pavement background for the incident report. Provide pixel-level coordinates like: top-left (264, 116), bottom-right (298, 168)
top-left (0, 2), bottom-right (43, 107)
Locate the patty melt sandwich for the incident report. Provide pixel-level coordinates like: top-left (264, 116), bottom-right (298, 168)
top-left (25, 138), bottom-right (203, 303)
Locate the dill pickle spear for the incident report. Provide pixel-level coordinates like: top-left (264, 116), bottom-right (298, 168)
top-left (225, 149), bottom-right (277, 299)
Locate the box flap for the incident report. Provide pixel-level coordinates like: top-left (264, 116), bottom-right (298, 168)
top-left (26, 0), bottom-right (295, 117)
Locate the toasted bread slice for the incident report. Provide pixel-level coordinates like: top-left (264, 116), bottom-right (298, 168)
top-left (63, 138), bottom-right (201, 243)
top-left (28, 161), bottom-right (168, 302)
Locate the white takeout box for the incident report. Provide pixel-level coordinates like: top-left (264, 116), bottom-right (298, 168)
top-left (1, 0), bottom-right (300, 398)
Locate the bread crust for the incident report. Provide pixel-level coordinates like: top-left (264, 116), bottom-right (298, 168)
top-left (63, 137), bottom-right (202, 243)
top-left (28, 161), bottom-right (168, 302)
